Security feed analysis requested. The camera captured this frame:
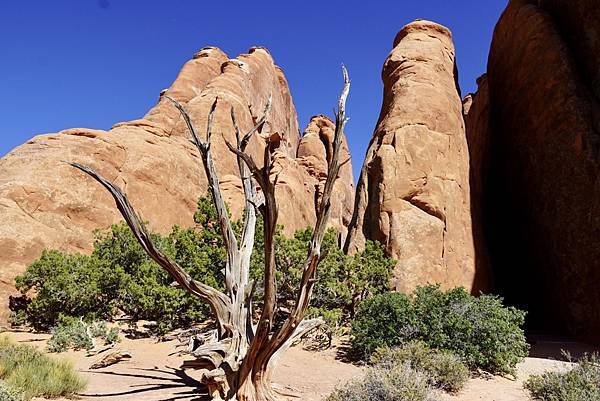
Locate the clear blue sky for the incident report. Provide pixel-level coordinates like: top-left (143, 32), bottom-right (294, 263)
top-left (0, 0), bottom-right (506, 180)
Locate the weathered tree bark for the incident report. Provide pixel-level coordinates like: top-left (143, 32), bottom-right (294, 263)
top-left (68, 67), bottom-right (350, 401)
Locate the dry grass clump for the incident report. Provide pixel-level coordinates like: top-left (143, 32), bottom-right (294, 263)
top-left (326, 363), bottom-right (437, 401)
top-left (372, 341), bottom-right (469, 393)
top-left (0, 336), bottom-right (86, 400)
top-left (525, 352), bottom-right (600, 401)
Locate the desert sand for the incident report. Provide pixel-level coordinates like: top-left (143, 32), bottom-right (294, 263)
top-left (5, 330), bottom-right (596, 401)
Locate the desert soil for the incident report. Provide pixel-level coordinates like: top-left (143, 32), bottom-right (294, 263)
top-left (3, 331), bottom-right (594, 401)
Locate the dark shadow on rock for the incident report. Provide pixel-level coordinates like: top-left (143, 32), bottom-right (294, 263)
top-left (463, 75), bottom-right (494, 296)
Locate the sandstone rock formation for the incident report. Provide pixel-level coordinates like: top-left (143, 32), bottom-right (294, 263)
top-left (271, 115), bottom-right (354, 245)
top-left (345, 20), bottom-right (485, 293)
top-left (5, 0), bottom-right (599, 343)
top-left (296, 115), bottom-right (354, 243)
top-left (466, 0), bottom-right (600, 339)
top-left (539, 0), bottom-right (600, 106)
top-left (462, 74), bottom-right (492, 288)
top-left (0, 47), bottom-right (353, 322)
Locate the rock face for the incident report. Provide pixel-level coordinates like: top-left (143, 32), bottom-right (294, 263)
top-left (462, 75), bottom-right (492, 289)
top-left (345, 20), bottom-right (484, 293)
top-left (0, 47), bottom-right (353, 322)
top-left (272, 115), bottom-right (354, 243)
top-left (296, 116), bottom-right (354, 243)
top-left (538, 0), bottom-right (600, 104)
top-left (467, 0), bottom-right (600, 339)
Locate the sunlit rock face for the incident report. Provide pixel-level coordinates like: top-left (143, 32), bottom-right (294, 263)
top-left (0, 46), bottom-right (354, 322)
top-left (345, 20), bottom-right (484, 294)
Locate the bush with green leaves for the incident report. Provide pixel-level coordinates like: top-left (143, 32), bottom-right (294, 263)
top-left (13, 197), bottom-right (225, 334)
top-left (371, 341), bottom-right (468, 393)
top-left (88, 320), bottom-right (109, 338)
top-left (350, 292), bottom-right (418, 356)
top-left (13, 195), bottom-right (395, 335)
top-left (47, 317), bottom-right (121, 353)
top-left (105, 327), bottom-right (120, 344)
top-left (47, 316), bottom-right (93, 353)
top-left (326, 362), bottom-right (437, 401)
top-left (351, 285), bottom-right (529, 375)
top-left (0, 336), bottom-right (86, 400)
top-left (7, 311), bottom-right (26, 329)
top-left (251, 224), bottom-right (393, 328)
top-left (14, 250), bottom-right (120, 329)
top-left (87, 321), bottom-right (120, 345)
top-left (525, 353), bottom-right (600, 401)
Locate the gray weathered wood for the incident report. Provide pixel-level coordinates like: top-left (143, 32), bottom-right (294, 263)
top-left (68, 66), bottom-right (350, 401)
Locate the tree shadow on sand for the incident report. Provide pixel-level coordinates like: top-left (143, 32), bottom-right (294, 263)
top-left (79, 366), bottom-right (210, 401)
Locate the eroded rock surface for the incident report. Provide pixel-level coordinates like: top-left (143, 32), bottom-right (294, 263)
top-left (346, 20), bottom-right (482, 292)
top-left (0, 47), bottom-right (353, 321)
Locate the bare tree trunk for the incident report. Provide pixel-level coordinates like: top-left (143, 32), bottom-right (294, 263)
top-left (68, 66), bottom-right (350, 401)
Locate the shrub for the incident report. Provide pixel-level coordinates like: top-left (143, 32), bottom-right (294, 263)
top-left (0, 336), bottom-right (86, 400)
top-left (14, 195), bottom-right (395, 335)
top-left (88, 320), bottom-right (109, 338)
top-left (251, 224), bottom-right (394, 326)
top-left (0, 381), bottom-right (21, 401)
top-left (14, 250), bottom-right (121, 329)
top-left (351, 285), bottom-right (529, 375)
top-left (47, 317), bottom-right (93, 353)
top-left (88, 321), bottom-right (120, 344)
top-left (524, 353), bottom-right (600, 401)
top-left (326, 363), bottom-right (436, 401)
top-left (86, 218), bottom-right (220, 334)
top-left (344, 240), bottom-right (396, 317)
top-left (7, 311), bottom-right (26, 329)
top-left (371, 342), bottom-right (468, 393)
top-left (47, 317), bottom-right (121, 353)
top-left (350, 292), bottom-right (418, 357)
top-left (13, 197), bottom-right (224, 333)
top-left (105, 327), bottom-right (120, 344)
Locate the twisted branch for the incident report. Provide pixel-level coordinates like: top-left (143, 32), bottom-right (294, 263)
top-left (164, 95), bottom-right (239, 296)
top-left (65, 162), bottom-right (232, 335)
top-left (263, 64), bottom-right (350, 356)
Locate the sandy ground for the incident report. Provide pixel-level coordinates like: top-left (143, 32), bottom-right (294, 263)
top-left (3, 331), bottom-right (596, 401)
top-left (439, 357), bottom-right (571, 401)
top-left (6, 331), bottom-right (362, 401)
top-left (439, 336), bottom-right (596, 401)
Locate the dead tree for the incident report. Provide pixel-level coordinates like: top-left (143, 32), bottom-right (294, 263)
top-left (67, 66), bottom-right (350, 401)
